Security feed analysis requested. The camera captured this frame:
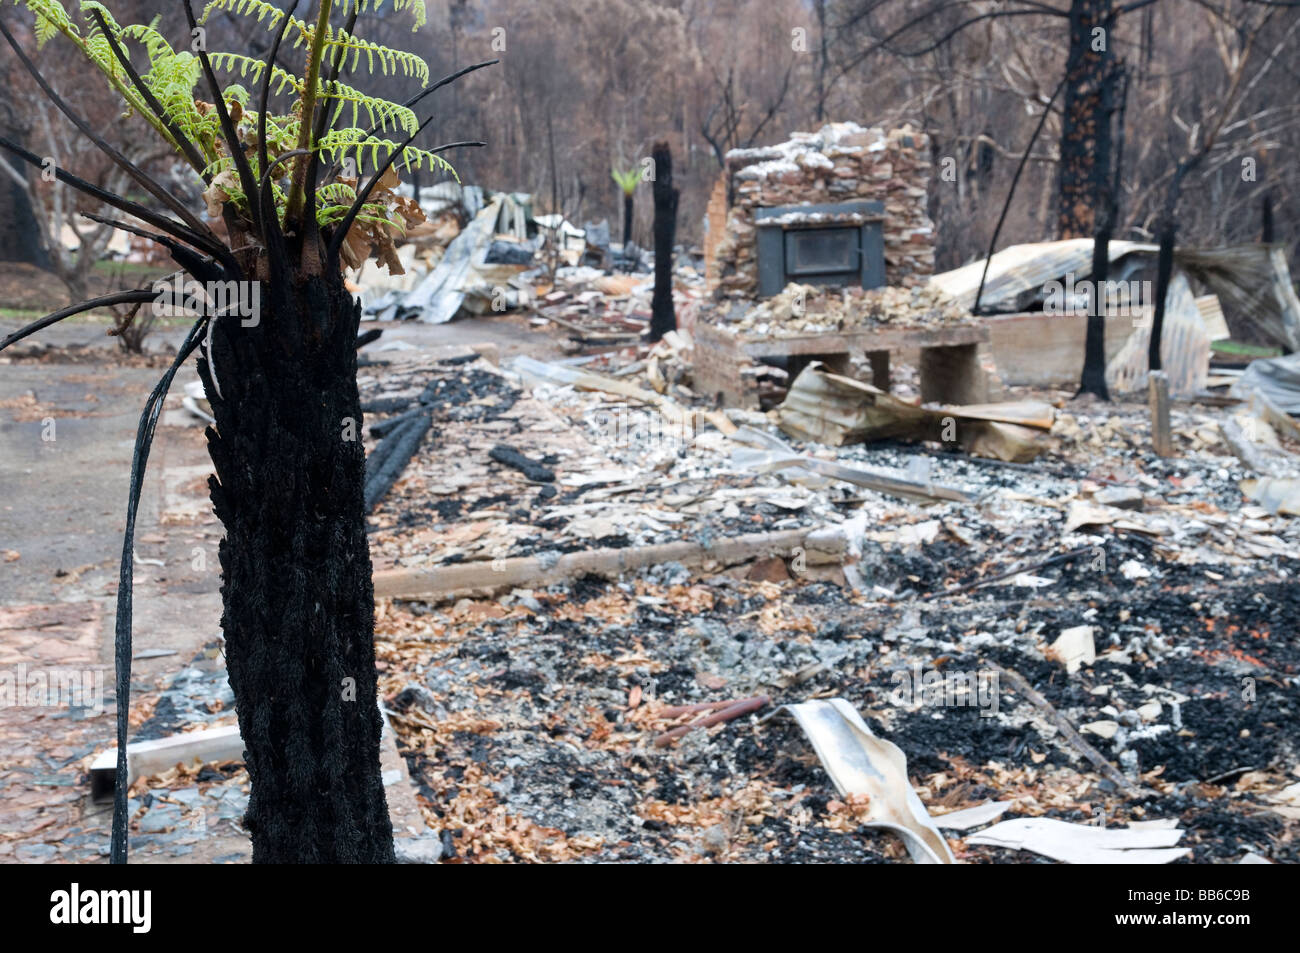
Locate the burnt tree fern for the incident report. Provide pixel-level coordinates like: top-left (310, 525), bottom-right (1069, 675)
top-left (0, 0), bottom-right (491, 863)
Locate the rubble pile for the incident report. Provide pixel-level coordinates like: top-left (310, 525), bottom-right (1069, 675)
top-left (10, 308), bottom-right (1300, 866)
top-left (360, 355), bottom-right (840, 573)
top-left (344, 346), bottom-right (1300, 863)
top-left (720, 282), bottom-right (972, 337)
top-left (710, 122), bottom-right (935, 297)
top-left (523, 262), bottom-right (709, 353)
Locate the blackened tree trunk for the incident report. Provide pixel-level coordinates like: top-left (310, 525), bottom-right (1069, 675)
top-left (815, 0), bottom-right (829, 122)
top-left (1148, 157), bottom-right (1196, 373)
top-left (1080, 217), bottom-right (1112, 399)
top-left (1147, 217), bottom-right (1176, 373)
top-left (622, 193), bottom-right (634, 252)
top-left (1057, 0), bottom-right (1114, 239)
top-left (198, 269), bottom-right (394, 863)
top-left (649, 141), bottom-right (678, 342)
top-left (1078, 59), bottom-right (1122, 399)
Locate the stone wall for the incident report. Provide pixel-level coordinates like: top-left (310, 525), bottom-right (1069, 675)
top-left (708, 122), bottom-right (934, 297)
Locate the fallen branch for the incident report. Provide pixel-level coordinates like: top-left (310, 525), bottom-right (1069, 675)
top-left (654, 695), bottom-right (769, 747)
top-left (926, 545), bottom-right (1096, 599)
top-left (364, 411), bottom-right (432, 511)
top-left (489, 444), bottom-right (555, 482)
top-left (373, 525), bottom-right (846, 600)
top-left (655, 699), bottom-right (743, 719)
top-left (991, 662), bottom-right (1145, 799)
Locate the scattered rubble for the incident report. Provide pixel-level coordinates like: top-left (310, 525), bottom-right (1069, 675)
top-left (719, 283), bottom-right (969, 337)
top-left (8, 136), bottom-right (1299, 867)
top-left (332, 332), bottom-right (1300, 863)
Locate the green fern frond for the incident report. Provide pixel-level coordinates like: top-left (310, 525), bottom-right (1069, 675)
top-left (80, 1), bottom-right (118, 37)
top-left (388, 143), bottom-right (456, 178)
top-left (612, 167), bottom-right (642, 196)
top-left (247, 113), bottom-right (299, 157)
top-left (199, 0), bottom-right (286, 29)
top-left (339, 0), bottom-right (426, 31)
top-left (318, 202), bottom-right (380, 227)
top-left (201, 0), bottom-right (427, 75)
top-left (205, 55), bottom-right (417, 137)
top-left (82, 31), bottom-right (115, 72)
top-left (117, 24), bottom-right (217, 150)
top-left (16, 0), bottom-right (457, 253)
top-left (207, 52), bottom-right (303, 96)
top-left (8, 0), bottom-right (79, 48)
top-left (206, 58), bottom-right (418, 140)
top-left (316, 25), bottom-right (429, 82)
top-left (318, 204), bottom-right (403, 231)
top-left (316, 181), bottom-right (358, 206)
top-left (203, 154), bottom-right (236, 179)
top-left (119, 19), bottom-right (176, 60)
top-left (319, 128), bottom-right (455, 178)
top-left (223, 83), bottom-right (250, 107)
top-left (81, 12), bottom-right (127, 79)
top-left (321, 78), bottom-right (419, 134)
top-left (255, 13), bottom-right (431, 83)
top-left (135, 50), bottom-right (221, 152)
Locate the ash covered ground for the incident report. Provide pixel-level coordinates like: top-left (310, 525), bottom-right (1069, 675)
top-left (355, 354), bottom-right (1300, 864)
top-left (376, 547), bottom-right (1298, 863)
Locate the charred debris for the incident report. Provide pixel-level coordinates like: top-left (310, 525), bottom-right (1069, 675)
top-left (105, 123), bottom-right (1300, 864)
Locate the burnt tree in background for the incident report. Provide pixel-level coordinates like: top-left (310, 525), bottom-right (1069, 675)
top-left (1147, 170), bottom-right (1185, 373)
top-left (612, 165), bottom-right (641, 262)
top-left (1057, 0), bottom-right (1116, 240)
top-left (649, 141), bottom-right (678, 341)
top-left (1079, 59), bottom-right (1126, 400)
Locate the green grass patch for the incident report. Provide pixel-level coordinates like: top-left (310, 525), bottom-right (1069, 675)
top-left (1211, 339), bottom-right (1282, 358)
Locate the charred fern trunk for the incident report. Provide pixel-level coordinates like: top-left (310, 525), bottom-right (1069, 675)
top-left (0, 0), bottom-right (491, 864)
top-left (197, 270), bottom-right (394, 864)
top-left (622, 193), bottom-right (634, 253)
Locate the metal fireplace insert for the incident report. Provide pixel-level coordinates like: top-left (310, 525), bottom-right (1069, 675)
top-left (754, 199), bottom-right (886, 298)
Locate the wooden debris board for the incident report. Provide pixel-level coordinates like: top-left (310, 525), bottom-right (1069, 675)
top-left (373, 526), bottom-right (846, 601)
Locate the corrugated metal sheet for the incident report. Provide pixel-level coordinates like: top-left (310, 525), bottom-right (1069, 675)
top-left (1106, 272), bottom-right (1209, 397)
top-left (1174, 244), bottom-right (1300, 352)
top-left (400, 197), bottom-right (502, 323)
top-left (930, 239), bottom-right (1157, 311)
top-left (933, 239), bottom-right (1300, 360)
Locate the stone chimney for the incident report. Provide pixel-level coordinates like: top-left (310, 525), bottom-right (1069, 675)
top-left (707, 122), bottom-right (935, 298)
